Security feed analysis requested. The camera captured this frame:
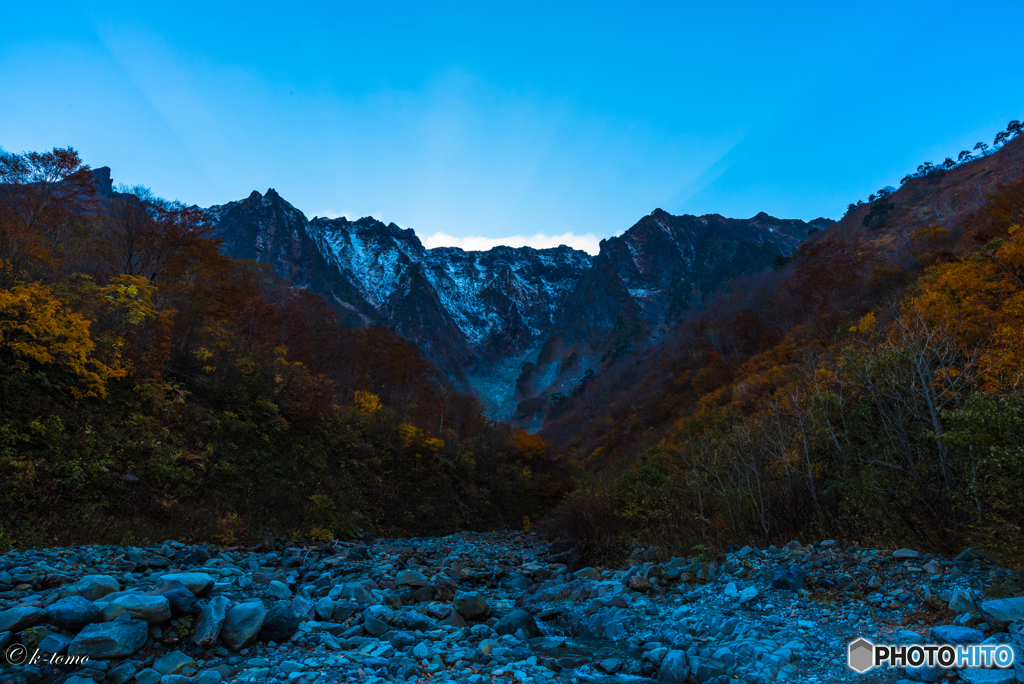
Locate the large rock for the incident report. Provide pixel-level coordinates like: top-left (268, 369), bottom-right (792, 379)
top-left (100, 594), bottom-right (172, 624)
top-left (154, 588), bottom-right (199, 617)
top-left (192, 596), bottom-right (229, 648)
top-left (412, 585), bottom-right (436, 603)
top-left (658, 649), bottom-right (690, 682)
top-left (221, 601), bottom-right (267, 650)
top-left (395, 570), bottom-right (429, 587)
top-left (258, 604), bottom-right (299, 642)
top-left (493, 609), bottom-right (542, 639)
top-left (929, 625), bottom-right (985, 645)
top-left (453, 591), bottom-right (489, 620)
top-left (0, 606), bottom-right (47, 633)
top-left (949, 588), bottom-right (978, 614)
top-left (893, 548), bottom-right (921, 559)
top-left (770, 566), bottom-right (805, 592)
top-left (290, 596), bottom-right (314, 622)
top-left (978, 597), bottom-right (1024, 628)
top-left (47, 596), bottom-right (102, 631)
top-left (68, 620), bottom-right (148, 658)
top-left (957, 669), bottom-right (1016, 683)
top-left (76, 576), bottom-right (121, 601)
top-left (393, 610), bottom-right (437, 632)
top-left (157, 573), bottom-right (214, 597)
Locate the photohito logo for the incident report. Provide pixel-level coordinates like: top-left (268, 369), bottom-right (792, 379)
top-left (847, 638), bottom-right (1015, 673)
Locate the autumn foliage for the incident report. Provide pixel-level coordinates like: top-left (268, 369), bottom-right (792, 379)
top-left (546, 129), bottom-right (1024, 564)
top-left (0, 147), bottom-right (556, 548)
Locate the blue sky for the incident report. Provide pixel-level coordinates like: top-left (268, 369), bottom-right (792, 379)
top-left (3, 1), bottom-right (1023, 254)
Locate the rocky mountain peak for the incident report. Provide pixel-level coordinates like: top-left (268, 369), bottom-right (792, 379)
top-left (209, 191), bottom-right (830, 423)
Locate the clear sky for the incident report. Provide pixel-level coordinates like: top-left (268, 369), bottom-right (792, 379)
top-left (3, 1), bottom-right (1023, 254)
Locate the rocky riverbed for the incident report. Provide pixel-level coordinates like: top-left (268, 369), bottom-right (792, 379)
top-left (1, 533), bottom-right (1023, 684)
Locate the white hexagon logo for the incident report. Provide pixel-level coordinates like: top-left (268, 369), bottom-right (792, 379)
top-left (848, 638), bottom-right (875, 673)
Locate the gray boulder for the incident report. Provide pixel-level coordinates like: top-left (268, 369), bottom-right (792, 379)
top-left (658, 649), bottom-right (689, 682)
top-left (221, 601), bottom-right (267, 650)
top-left (68, 620), bottom-right (148, 658)
top-left (100, 594), bottom-right (172, 624)
top-left (770, 566), bottom-right (805, 592)
top-left (929, 625), bottom-right (985, 645)
top-left (395, 570), bottom-right (429, 587)
top-left (258, 604), bottom-right (299, 642)
top-left (267, 581), bottom-right (291, 600)
top-left (47, 596), bottom-right (101, 631)
top-left (0, 606), bottom-right (47, 633)
top-left (363, 616), bottom-right (389, 637)
top-left (154, 587), bottom-right (199, 617)
top-left (331, 601), bottom-right (359, 622)
top-left (453, 591), bottom-right (489, 620)
top-left (493, 609), bottom-right (542, 639)
top-left (978, 597), bottom-right (1024, 629)
top-left (314, 598), bottom-right (335, 620)
top-left (75, 575), bottom-right (120, 601)
top-left (157, 573), bottom-right (215, 597)
top-left (192, 596), bottom-right (229, 648)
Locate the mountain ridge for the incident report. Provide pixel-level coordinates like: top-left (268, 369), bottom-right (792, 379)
top-left (204, 190), bottom-right (832, 422)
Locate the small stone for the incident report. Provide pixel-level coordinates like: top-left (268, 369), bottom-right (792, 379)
top-left (893, 548), bottom-right (921, 559)
top-left (107, 662), bottom-right (138, 684)
top-left (153, 650), bottom-right (196, 676)
top-left (135, 669), bottom-right (162, 684)
top-left (363, 615), bottom-right (389, 636)
top-left (267, 580), bottom-right (291, 600)
top-left (657, 649), bottom-right (689, 682)
top-left (195, 670), bottom-right (223, 684)
top-left (395, 570), bottom-right (429, 587)
top-left (453, 591), bottom-right (489, 620)
top-left (494, 609), bottom-right (542, 639)
top-left (314, 597), bottom-right (335, 620)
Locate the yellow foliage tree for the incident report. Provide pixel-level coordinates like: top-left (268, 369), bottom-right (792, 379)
top-left (353, 390), bottom-right (382, 415)
top-left (0, 281), bottom-right (125, 398)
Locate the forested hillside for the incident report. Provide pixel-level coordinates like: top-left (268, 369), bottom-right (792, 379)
top-left (3, 119), bottom-right (1023, 562)
top-left (545, 121), bottom-right (1024, 563)
top-left (0, 149), bottom-right (562, 549)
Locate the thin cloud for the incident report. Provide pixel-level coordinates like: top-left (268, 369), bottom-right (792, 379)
top-left (425, 231), bottom-right (601, 255)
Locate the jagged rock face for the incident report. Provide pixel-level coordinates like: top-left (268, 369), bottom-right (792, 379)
top-left (210, 190), bottom-right (378, 328)
top-left (206, 191), bottom-right (832, 423)
top-left (513, 210), bottom-right (832, 424)
top-left (309, 216), bottom-right (592, 363)
top-left (550, 209), bottom-right (831, 348)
